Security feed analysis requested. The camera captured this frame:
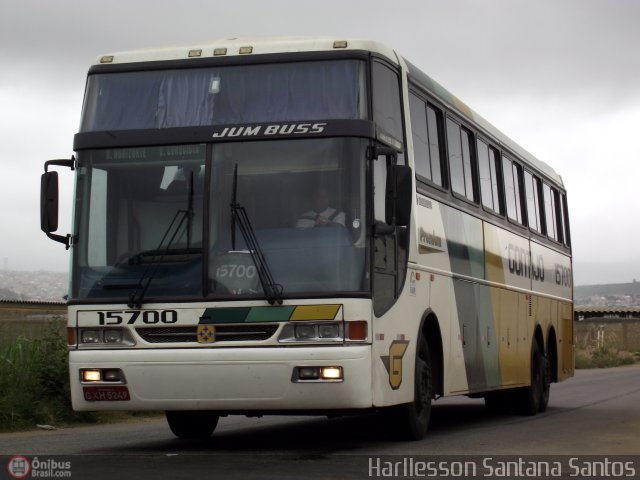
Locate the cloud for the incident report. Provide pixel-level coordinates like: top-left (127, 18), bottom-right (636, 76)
top-left (1, 0), bottom-right (639, 284)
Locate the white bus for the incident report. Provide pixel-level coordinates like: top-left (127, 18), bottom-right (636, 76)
top-left (40, 37), bottom-right (573, 440)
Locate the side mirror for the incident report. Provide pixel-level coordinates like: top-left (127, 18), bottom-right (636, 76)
top-left (385, 164), bottom-right (412, 227)
top-left (40, 171), bottom-right (59, 233)
top-left (41, 157), bottom-right (75, 249)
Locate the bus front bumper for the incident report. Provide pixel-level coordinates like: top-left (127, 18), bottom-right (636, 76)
top-left (69, 345), bottom-right (372, 411)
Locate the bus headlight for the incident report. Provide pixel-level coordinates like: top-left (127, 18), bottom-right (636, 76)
top-left (278, 322), bottom-right (343, 343)
top-left (77, 328), bottom-right (136, 348)
top-left (318, 323), bottom-right (340, 338)
top-left (81, 330), bottom-right (101, 344)
top-left (295, 324), bottom-right (317, 339)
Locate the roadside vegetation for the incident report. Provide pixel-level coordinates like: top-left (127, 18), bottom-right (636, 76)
top-left (575, 346), bottom-right (640, 369)
top-left (0, 326), bottom-right (157, 432)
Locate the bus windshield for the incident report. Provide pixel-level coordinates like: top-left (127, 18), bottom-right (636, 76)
top-left (80, 60), bottom-right (367, 132)
top-left (70, 138), bottom-right (369, 302)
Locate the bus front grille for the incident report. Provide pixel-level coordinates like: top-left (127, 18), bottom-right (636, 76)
top-left (136, 324), bottom-right (279, 343)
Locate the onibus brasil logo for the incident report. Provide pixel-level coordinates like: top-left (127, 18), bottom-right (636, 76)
top-left (7, 456), bottom-right (72, 478)
top-left (7, 456), bottom-right (30, 479)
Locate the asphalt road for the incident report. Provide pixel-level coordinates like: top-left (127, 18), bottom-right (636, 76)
top-left (1, 365), bottom-right (640, 479)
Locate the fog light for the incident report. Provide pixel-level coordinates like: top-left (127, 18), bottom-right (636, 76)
top-left (318, 324), bottom-right (340, 338)
top-left (82, 370), bottom-right (101, 382)
top-left (81, 330), bottom-right (101, 343)
top-left (295, 324), bottom-right (317, 339)
top-left (104, 330), bottom-right (123, 344)
top-left (298, 367), bottom-right (320, 379)
top-left (320, 366), bottom-right (343, 380)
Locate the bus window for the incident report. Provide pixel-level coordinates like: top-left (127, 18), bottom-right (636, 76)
top-left (447, 119), bottom-right (475, 202)
top-left (561, 193), bottom-right (571, 247)
top-left (372, 61), bottom-right (404, 163)
top-left (503, 156), bottom-right (524, 224)
top-left (409, 93), bottom-right (443, 186)
top-left (477, 139), bottom-right (502, 214)
top-left (543, 182), bottom-right (558, 241)
top-left (524, 171), bottom-right (542, 233)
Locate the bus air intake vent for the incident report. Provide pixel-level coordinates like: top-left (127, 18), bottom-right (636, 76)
top-left (136, 325), bottom-right (279, 343)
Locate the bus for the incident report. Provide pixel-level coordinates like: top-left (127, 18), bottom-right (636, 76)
top-left (40, 37), bottom-right (573, 440)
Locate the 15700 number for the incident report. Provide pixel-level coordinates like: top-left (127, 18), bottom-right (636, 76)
top-left (97, 310), bottom-right (178, 325)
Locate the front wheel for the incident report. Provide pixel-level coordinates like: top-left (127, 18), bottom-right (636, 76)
top-left (392, 337), bottom-right (433, 440)
top-left (165, 411), bottom-right (219, 439)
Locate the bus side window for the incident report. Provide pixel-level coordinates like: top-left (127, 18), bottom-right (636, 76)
top-left (446, 118), bottom-right (475, 202)
top-left (477, 139), bottom-right (503, 214)
top-left (371, 61), bottom-right (405, 164)
top-left (560, 193), bottom-right (571, 247)
top-left (409, 93), bottom-right (443, 187)
top-left (503, 155), bottom-right (524, 225)
top-left (524, 171), bottom-right (542, 233)
top-left (543, 182), bottom-right (560, 242)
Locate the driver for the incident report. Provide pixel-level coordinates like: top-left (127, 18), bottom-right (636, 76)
top-left (296, 186), bottom-right (345, 228)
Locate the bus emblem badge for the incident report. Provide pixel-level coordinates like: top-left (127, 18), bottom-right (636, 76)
top-left (381, 340), bottom-right (410, 390)
top-left (197, 325), bottom-right (216, 344)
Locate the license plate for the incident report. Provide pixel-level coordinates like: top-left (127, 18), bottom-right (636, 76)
top-left (83, 386), bottom-right (131, 402)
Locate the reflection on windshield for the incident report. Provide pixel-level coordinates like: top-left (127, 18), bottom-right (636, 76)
top-left (71, 139), bottom-right (369, 301)
top-left (72, 145), bottom-right (206, 300)
top-left (209, 138), bottom-right (368, 298)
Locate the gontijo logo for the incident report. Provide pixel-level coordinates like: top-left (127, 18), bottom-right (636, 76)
top-left (7, 456), bottom-right (30, 479)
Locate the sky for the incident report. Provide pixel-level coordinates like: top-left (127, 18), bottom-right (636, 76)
top-left (0, 0), bottom-right (639, 286)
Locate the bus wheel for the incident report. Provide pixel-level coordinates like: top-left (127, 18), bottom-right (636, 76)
top-left (538, 354), bottom-right (551, 413)
top-left (393, 336), bottom-right (433, 440)
top-left (514, 342), bottom-right (544, 416)
top-left (165, 411), bottom-right (219, 439)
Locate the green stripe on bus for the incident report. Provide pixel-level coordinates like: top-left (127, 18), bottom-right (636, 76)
top-left (246, 306), bottom-right (296, 322)
top-left (201, 306), bottom-right (297, 324)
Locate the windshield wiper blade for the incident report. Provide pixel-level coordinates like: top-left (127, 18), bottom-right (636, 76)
top-left (230, 164), bottom-right (283, 305)
top-left (128, 172), bottom-right (197, 309)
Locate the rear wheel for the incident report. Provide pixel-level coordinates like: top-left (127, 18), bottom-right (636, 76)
top-left (392, 336), bottom-right (433, 440)
top-left (165, 411), bottom-right (219, 439)
top-left (538, 353), bottom-right (551, 413)
top-left (513, 341), bottom-right (544, 416)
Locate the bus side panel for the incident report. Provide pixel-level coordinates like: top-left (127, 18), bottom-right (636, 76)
top-left (484, 223), bottom-right (533, 388)
top-left (497, 288), bottom-right (522, 386)
top-left (438, 204), bottom-right (512, 394)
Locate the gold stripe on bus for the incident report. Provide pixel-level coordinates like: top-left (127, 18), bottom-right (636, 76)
top-left (290, 304), bottom-right (341, 321)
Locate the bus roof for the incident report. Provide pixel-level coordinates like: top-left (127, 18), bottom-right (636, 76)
top-left (94, 36), bottom-right (563, 187)
top-left (93, 37), bottom-right (398, 66)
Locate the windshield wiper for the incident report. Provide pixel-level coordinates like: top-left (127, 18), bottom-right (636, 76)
top-left (230, 164), bottom-right (283, 305)
top-left (127, 172), bottom-right (197, 309)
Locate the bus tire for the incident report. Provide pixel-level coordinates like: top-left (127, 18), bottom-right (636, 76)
top-left (165, 411), bottom-right (219, 439)
top-left (514, 341), bottom-right (544, 416)
top-left (393, 336), bottom-right (433, 440)
top-left (538, 354), bottom-right (551, 413)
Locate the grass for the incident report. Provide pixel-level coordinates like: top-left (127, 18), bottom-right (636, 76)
top-left (575, 347), bottom-right (640, 369)
top-left (0, 326), bottom-right (99, 431)
top-left (0, 326), bottom-right (160, 432)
